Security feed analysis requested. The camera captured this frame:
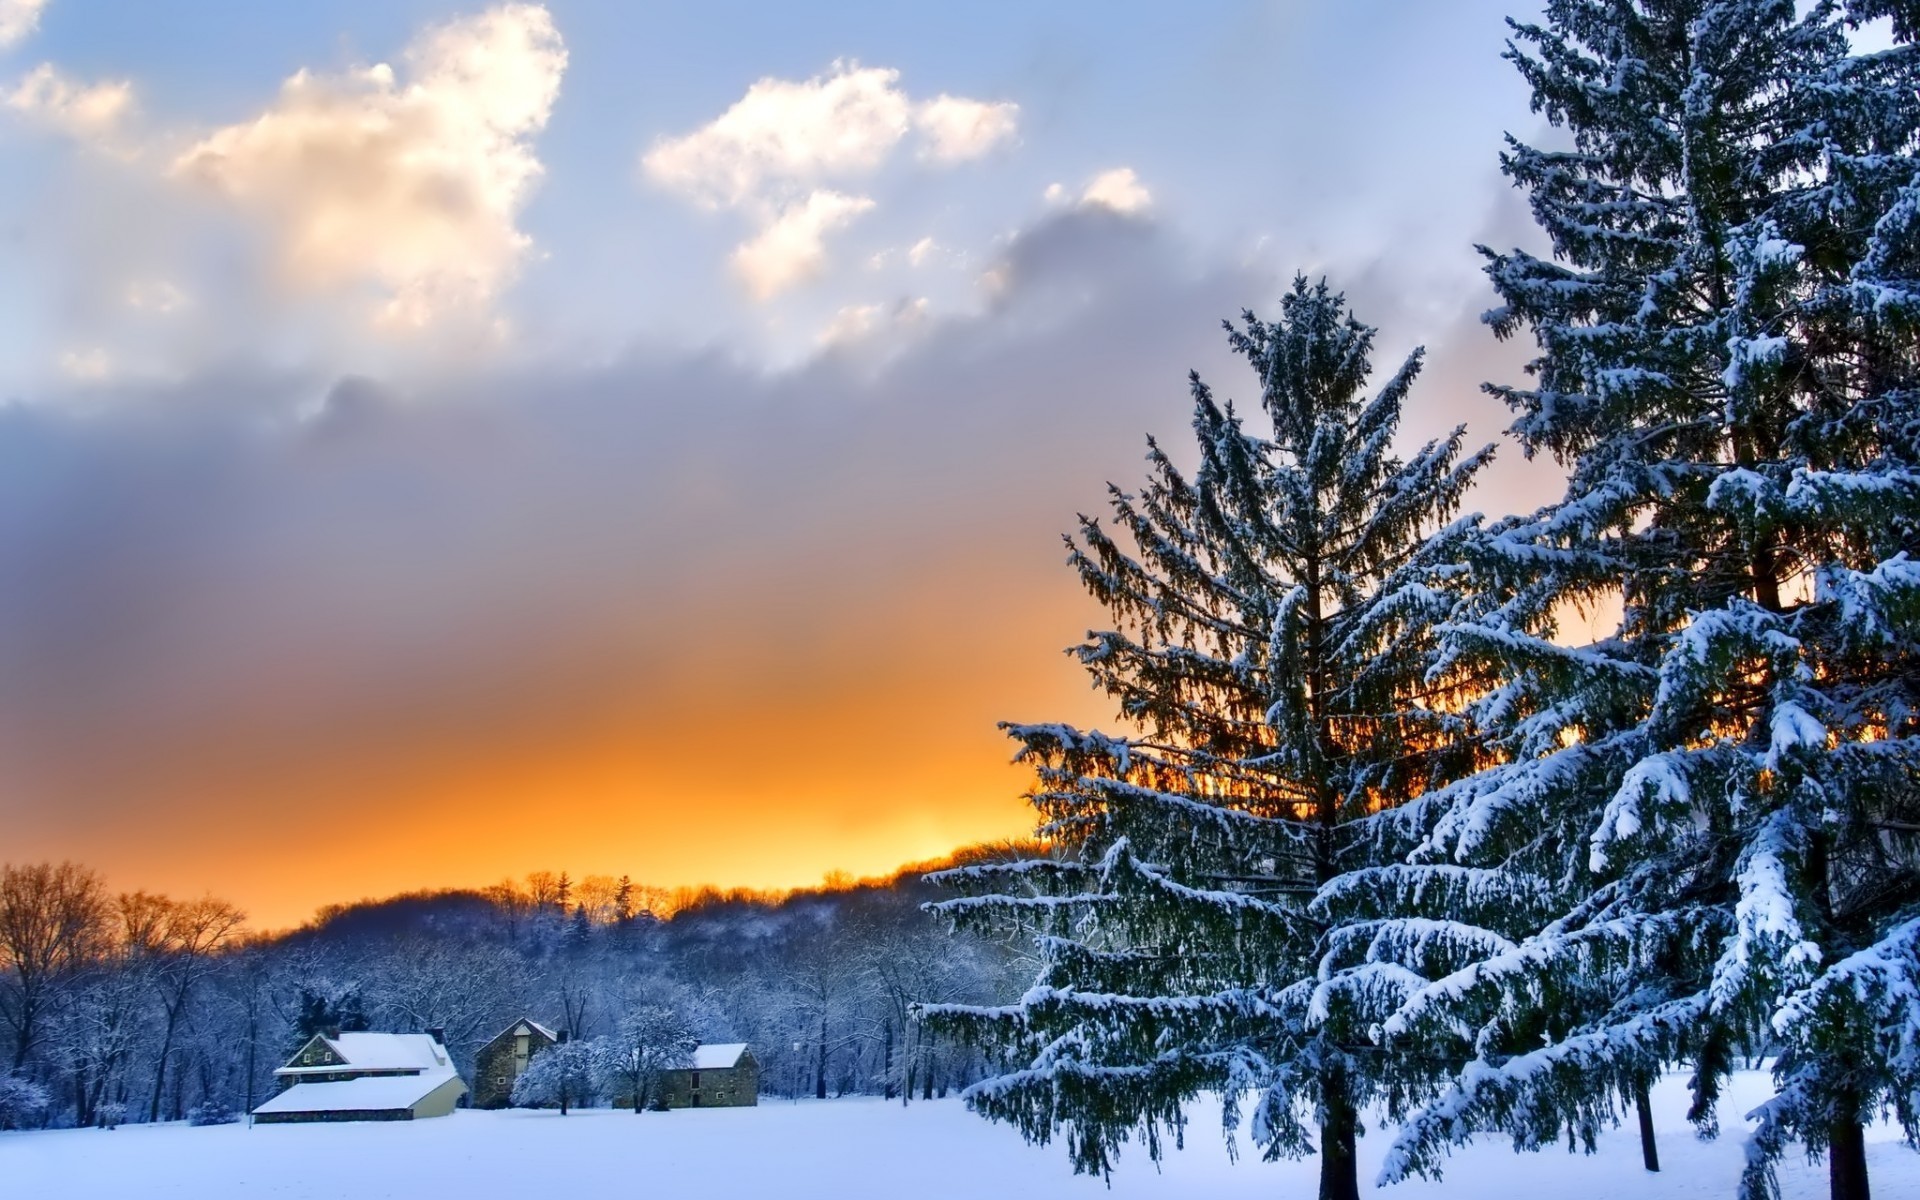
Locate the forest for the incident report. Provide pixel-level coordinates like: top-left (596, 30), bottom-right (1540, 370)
top-left (0, 853), bottom-right (1024, 1130)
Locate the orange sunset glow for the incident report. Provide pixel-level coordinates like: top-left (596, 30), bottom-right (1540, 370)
top-left (0, 0), bottom-right (1560, 934)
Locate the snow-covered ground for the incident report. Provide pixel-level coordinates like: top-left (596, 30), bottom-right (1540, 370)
top-left (4, 1072), bottom-right (1914, 1199)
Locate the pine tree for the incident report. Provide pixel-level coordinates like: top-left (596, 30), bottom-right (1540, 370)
top-left (1366, 6), bottom-right (1920, 1200)
top-left (922, 278), bottom-right (1490, 1200)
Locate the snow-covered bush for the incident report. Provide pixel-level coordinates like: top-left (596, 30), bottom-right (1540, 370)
top-left (187, 1099), bottom-right (238, 1126)
top-left (0, 1075), bottom-right (51, 1130)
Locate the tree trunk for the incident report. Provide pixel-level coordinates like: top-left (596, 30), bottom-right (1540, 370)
top-left (882, 1021), bottom-right (896, 1100)
top-left (10, 1001), bottom-right (35, 1071)
top-left (1830, 1107), bottom-right (1870, 1200)
top-left (1635, 1081), bottom-right (1660, 1172)
top-left (243, 1023), bottom-right (257, 1121)
top-left (814, 1016), bottom-right (828, 1100)
top-left (148, 1001), bottom-right (182, 1123)
top-left (1319, 1067), bottom-right (1361, 1200)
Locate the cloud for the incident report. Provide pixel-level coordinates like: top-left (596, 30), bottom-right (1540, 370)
top-left (913, 95), bottom-right (1018, 162)
top-left (908, 236), bottom-right (939, 267)
top-left (642, 60), bottom-right (1017, 300)
top-left (1078, 167), bottom-right (1152, 216)
top-left (0, 188), bottom-right (1567, 922)
top-left (124, 279), bottom-right (189, 314)
top-left (56, 346), bottom-right (111, 380)
top-left (731, 189), bottom-right (876, 300)
top-left (643, 62), bottom-right (912, 209)
top-left (170, 3), bottom-right (566, 329)
top-left (0, 0), bottom-right (46, 48)
top-left (6, 63), bottom-right (134, 146)
top-left (0, 207), bottom-right (1282, 913)
top-left (817, 295), bottom-right (929, 348)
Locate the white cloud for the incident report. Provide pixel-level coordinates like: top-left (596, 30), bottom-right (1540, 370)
top-left (6, 63), bottom-right (133, 146)
top-left (125, 279), bottom-right (189, 314)
top-left (1042, 182), bottom-right (1068, 206)
top-left (170, 3), bottom-right (566, 329)
top-left (1078, 167), bottom-right (1152, 216)
top-left (644, 62), bottom-right (912, 209)
top-left (818, 295), bottom-right (930, 348)
top-left (731, 189), bottom-right (876, 301)
top-left (0, 0), bottom-right (47, 48)
top-left (819, 301), bottom-right (884, 346)
top-left (913, 95), bottom-right (1017, 162)
top-left (908, 236), bottom-right (939, 267)
top-left (644, 61), bottom-right (1017, 301)
top-left (58, 346), bottom-right (111, 380)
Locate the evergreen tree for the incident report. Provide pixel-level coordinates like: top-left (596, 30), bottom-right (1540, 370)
top-left (1366, 6), bottom-right (1920, 1200)
top-left (290, 983), bottom-right (370, 1047)
top-left (923, 279), bottom-right (1490, 1200)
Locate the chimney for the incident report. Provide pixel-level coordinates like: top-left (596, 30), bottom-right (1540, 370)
top-left (427, 1026), bottom-right (446, 1046)
top-left (557, 1030), bottom-right (570, 1045)
top-left (322, 1025), bottom-right (340, 1040)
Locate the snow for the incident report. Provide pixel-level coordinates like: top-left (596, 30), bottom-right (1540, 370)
top-left (490, 1018), bottom-right (559, 1043)
top-left (251, 1069), bottom-right (457, 1115)
top-left (278, 1032), bottom-right (450, 1076)
top-left (690, 1042), bottom-right (749, 1069)
top-left (1590, 753), bottom-right (1690, 871)
top-left (5, 1072), bottom-right (1916, 1200)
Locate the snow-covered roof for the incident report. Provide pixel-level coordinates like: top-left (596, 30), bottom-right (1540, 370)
top-left (252, 1067), bottom-right (462, 1115)
top-left (487, 1017), bottom-right (558, 1045)
top-left (690, 1043), bottom-right (749, 1070)
top-left (277, 1032), bottom-right (452, 1076)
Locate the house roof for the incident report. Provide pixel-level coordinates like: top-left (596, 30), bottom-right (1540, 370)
top-left (252, 1068), bottom-right (463, 1115)
top-left (277, 1031), bottom-right (452, 1077)
top-left (485, 1017), bottom-right (559, 1046)
top-left (691, 1043), bottom-right (750, 1070)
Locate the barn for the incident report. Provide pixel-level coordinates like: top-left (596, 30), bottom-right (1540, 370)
top-left (252, 1030), bottom-right (467, 1123)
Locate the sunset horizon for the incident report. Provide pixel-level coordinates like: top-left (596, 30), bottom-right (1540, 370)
top-left (0, 0), bottom-right (1567, 935)
top-left (7, 5), bottom-right (1916, 1199)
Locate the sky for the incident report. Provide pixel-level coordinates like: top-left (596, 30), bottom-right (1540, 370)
top-left (0, 0), bottom-right (1584, 930)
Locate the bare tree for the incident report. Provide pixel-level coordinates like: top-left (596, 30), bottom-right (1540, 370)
top-left (366, 938), bottom-right (527, 1065)
top-left (0, 863), bottom-right (109, 1070)
top-left (126, 895), bottom-right (245, 1121)
top-left (596, 1004), bottom-right (693, 1113)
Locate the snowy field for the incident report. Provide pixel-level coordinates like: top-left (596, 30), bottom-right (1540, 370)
top-left (4, 1072), bottom-right (1915, 1200)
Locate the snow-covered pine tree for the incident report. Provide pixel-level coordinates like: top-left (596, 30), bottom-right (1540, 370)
top-left (1365, 5), bottom-right (1920, 1200)
top-left (921, 278), bottom-right (1491, 1200)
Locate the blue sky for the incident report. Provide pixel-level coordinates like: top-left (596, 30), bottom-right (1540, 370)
top-left (0, 0), bottom-right (1597, 923)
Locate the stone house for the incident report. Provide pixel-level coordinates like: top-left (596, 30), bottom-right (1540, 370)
top-left (251, 1030), bottom-right (466, 1123)
top-left (659, 1043), bottom-right (758, 1108)
top-left (472, 1017), bottom-right (561, 1109)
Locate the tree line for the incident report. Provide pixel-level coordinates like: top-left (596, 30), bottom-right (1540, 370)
top-left (0, 854), bottom-right (1025, 1131)
top-left (923, 5), bottom-right (1920, 1200)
